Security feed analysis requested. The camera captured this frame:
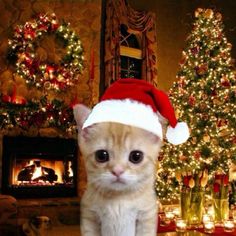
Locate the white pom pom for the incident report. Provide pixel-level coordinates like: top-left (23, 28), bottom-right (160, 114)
top-left (166, 122), bottom-right (190, 145)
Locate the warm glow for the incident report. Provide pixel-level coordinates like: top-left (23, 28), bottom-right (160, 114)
top-left (31, 166), bottom-right (43, 180)
top-left (12, 159), bottom-right (74, 186)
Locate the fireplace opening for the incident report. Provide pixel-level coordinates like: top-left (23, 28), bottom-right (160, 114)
top-left (2, 136), bottom-right (78, 198)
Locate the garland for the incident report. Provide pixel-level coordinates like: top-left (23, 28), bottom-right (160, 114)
top-left (0, 94), bottom-right (76, 134)
top-left (8, 13), bottom-right (84, 92)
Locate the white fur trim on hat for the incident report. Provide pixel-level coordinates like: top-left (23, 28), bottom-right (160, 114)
top-left (82, 99), bottom-right (163, 140)
top-left (166, 122), bottom-right (190, 145)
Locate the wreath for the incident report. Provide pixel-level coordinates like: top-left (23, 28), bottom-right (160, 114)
top-left (8, 13), bottom-right (84, 92)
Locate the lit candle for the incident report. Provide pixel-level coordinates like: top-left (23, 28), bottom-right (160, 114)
top-left (207, 205), bottom-right (215, 219)
top-left (173, 207), bottom-right (181, 217)
top-left (224, 220), bottom-right (235, 232)
top-left (165, 211), bottom-right (175, 221)
top-left (202, 213), bottom-right (212, 223)
top-left (176, 218), bottom-right (187, 232)
top-left (159, 213), bottom-right (169, 226)
top-left (204, 221), bottom-right (215, 233)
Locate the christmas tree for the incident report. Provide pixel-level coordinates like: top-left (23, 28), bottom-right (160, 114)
top-left (156, 8), bottom-right (236, 202)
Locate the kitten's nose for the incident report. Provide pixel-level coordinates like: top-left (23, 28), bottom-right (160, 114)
top-left (111, 166), bottom-right (124, 177)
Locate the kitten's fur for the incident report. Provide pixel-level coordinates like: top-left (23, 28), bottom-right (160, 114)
top-left (74, 105), bottom-right (162, 236)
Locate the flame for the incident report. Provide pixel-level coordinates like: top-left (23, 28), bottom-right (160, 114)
top-left (32, 166), bottom-right (43, 180)
top-left (14, 159), bottom-right (73, 185)
top-left (68, 161), bottom-right (73, 177)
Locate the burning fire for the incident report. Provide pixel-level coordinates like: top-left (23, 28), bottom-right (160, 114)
top-left (31, 166), bottom-right (43, 180)
top-left (13, 159), bottom-right (74, 186)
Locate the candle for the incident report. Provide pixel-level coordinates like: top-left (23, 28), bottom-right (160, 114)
top-left (173, 207), bottom-right (181, 217)
top-left (207, 205), bottom-right (215, 219)
top-left (159, 213), bottom-right (169, 226)
top-left (204, 221), bottom-right (215, 233)
top-left (176, 218), bottom-right (187, 232)
top-left (224, 219), bottom-right (235, 232)
top-left (202, 213), bottom-right (212, 223)
top-left (165, 211), bottom-right (175, 221)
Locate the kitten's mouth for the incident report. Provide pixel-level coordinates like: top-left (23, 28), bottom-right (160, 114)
top-left (112, 178), bottom-right (126, 184)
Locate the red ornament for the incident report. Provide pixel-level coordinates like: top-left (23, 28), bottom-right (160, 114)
top-left (195, 64), bottom-right (208, 75)
top-left (191, 46), bottom-right (199, 55)
top-left (20, 120), bottom-right (29, 128)
top-left (194, 151), bottom-right (201, 160)
top-left (188, 95), bottom-right (196, 106)
top-left (221, 77), bottom-right (230, 87)
top-left (46, 65), bottom-right (55, 73)
top-left (217, 119), bottom-right (228, 127)
top-left (231, 136), bottom-right (236, 144)
top-left (2, 94), bottom-right (12, 103)
top-left (211, 88), bottom-right (217, 96)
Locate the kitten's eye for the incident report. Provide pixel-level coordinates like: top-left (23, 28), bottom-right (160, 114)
top-left (129, 150), bottom-right (144, 164)
top-left (95, 150), bottom-right (109, 163)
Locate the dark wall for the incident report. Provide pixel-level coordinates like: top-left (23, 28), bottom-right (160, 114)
top-left (129, 0), bottom-right (236, 91)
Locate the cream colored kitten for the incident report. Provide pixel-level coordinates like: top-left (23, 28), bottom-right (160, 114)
top-left (74, 105), bottom-right (161, 236)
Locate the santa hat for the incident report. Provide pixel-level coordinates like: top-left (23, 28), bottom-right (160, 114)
top-left (82, 78), bottom-right (189, 145)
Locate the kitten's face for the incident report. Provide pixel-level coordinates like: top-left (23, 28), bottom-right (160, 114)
top-left (79, 122), bottom-right (161, 192)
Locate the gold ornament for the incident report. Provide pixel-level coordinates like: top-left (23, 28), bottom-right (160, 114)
top-left (179, 155), bottom-right (187, 161)
top-left (204, 9), bottom-right (214, 19)
top-left (195, 8), bottom-right (203, 17)
top-left (44, 81), bottom-right (51, 90)
top-left (203, 134), bottom-right (210, 142)
top-left (213, 98), bottom-right (221, 105)
top-left (219, 129), bottom-right (231, 137)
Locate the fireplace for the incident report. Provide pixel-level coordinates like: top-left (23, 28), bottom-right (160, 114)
top-left (2, 135), bottom-right (78, 198)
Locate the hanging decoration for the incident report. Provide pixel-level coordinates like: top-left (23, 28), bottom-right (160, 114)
top-left (0, 92), bottom-right (76, 134)
top-left (8, 13), bottom-right (84, 92)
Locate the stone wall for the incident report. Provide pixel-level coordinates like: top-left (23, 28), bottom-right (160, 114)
top-left (0, 0), bottom-right (102, 198)
top-left (0, 0), bottom-right (101, 105)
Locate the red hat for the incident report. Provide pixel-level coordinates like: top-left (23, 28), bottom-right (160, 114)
top-left (82, 78), bottom-right (189, 145)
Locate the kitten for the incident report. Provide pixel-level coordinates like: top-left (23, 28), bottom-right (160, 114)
top-left (74, 104), bottom-right (162, 236)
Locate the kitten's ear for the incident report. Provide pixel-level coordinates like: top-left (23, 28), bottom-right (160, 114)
top-left (73, 104), bottom-right (91, 130)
